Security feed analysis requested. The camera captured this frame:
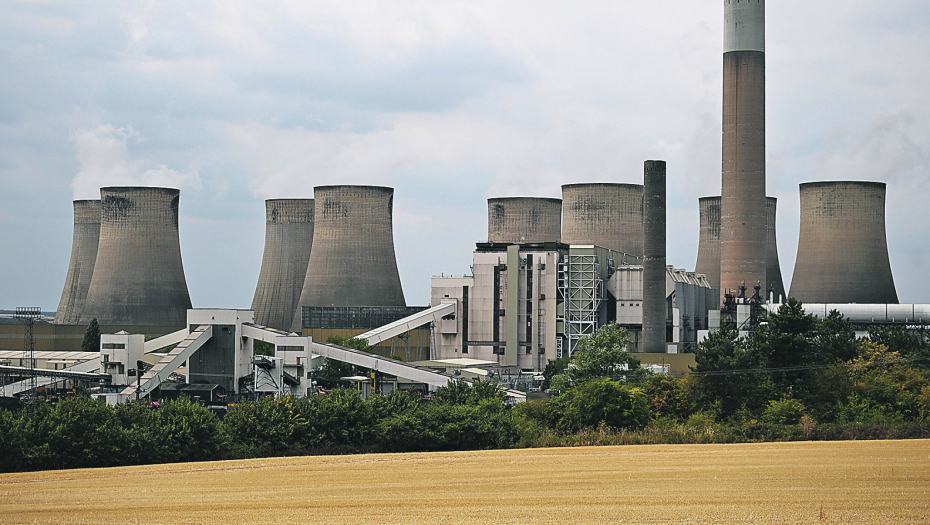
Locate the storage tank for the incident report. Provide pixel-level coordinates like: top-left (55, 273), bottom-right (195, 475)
top-left (487, 197), bottom-right (562, 244)
top-left (694, 196), bottom-right (721, 294)
top-left (789, 181), bottom-right (898, 304)
top-left (642, 161), bottom-right (667, 353)
top-left (79, 187), bottom-right (192, 326)
top-left (765, 196), bottom-right (786, 303)
top-left (561, 183), bottom-right (643, 255)
top-left (291, 185), bottom-right (406, 332)
top-left (251, 199), bottom-right (314, 331)
top-left (720, 0), bottom-right (767, 300)
top-left (55, 200), bottom-right (102, 324)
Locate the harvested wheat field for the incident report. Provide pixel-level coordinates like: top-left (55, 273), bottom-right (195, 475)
top-left (1, 440), bottom-right (929, 524)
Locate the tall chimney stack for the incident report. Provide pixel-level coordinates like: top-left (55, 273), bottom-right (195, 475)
top-left (720, 0), bottom-right (767, 302)
top-left (642, 161), bottom-right (667, 354)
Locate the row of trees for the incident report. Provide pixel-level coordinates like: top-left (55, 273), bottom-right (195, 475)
top-left (2, 300), bottom-right (928, 473)
top-left (0, 380), bottom-right (519, 473)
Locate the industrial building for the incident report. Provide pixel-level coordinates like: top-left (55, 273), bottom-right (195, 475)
top-left (78, 187), bottom-right (192, 327)
top-left (789, 181), bottom-right (898, 304)
top-left (432, 166), bottom-right (714, 372)
top-left (431, 242), bottom-right (715, 370)
top-left (251, 199), bottom-right (315, 331)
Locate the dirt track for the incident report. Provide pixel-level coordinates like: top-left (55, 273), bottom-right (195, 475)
top-left (1, 440), bottom-right (928, 524)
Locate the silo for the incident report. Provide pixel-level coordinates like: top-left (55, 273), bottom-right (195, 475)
top-left (79, 187), bottom-right (192, 326)
top-left (789, 181), bottom-right (898, 304)
top-left (291, 185), bottom-right (405, 332)
top-left (251, 199), bottom-right (314, 331)
top-left (720, 0), bottom-right (767, 300)
top-left (694, 196), bottom-right (721, 294)
top-left (561, 183), bottom-right (643, 255)
top-left (765, 196), bottom-right (786, 303)
top-left (487, 197), bottom-right (562, 244)
top-left (642, 161), bottom-right (667, 353)
top-left (55, 200), bottom-right (101, 324)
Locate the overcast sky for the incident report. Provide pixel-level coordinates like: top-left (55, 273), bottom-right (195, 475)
top-left (1, 0), bottom-right (928, 313)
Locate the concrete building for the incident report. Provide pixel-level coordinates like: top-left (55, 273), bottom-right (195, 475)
top-left (560, 183), bottom-right (643, 256)
top-left (487, 197), bottom-right (562, 244)
top-left (789, 181), bottom-right (898, 304)
top-left (55, 200), bottom-right (101, 325)
top-left (292, 185), bottom-right (406, 332)
top-left (431, 243), bottom-right (713, 370)
top-left (720, 0), bottom-right (768, 301)
top-left (79, 187), bottom-right (192, 327)
top-left (251, 199), bottom-right (314, 331)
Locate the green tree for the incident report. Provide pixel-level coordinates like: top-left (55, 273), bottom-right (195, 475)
top-left (81, 317), bottom-right (101, 353)
top-left (548, 377), bottom-right (650, 432)
top-left (550, 324), bottom-right (641, 392)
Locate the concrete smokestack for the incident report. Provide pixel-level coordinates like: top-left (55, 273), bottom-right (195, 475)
top-left (487, 197), bottom-right (562, 244)
top-left (80, 187), bottom-right (192, 326)
top-left (720, 0), bottom-right (767, 302)
top-left (642, 161), bottom-right (667, 354)
top-left (55, 200), bottom-right (101, 324)
top-left (789, 181), bottom-right (898, 304)
top-left (695, 196), bottom-right (721, 294)
top-left (292, 185), bottom-right (405, 332)
top-left (251, 199), bottom-right (314, 331)
top-left (561, 183), bottom-right (644, 255)
top-left (765, 196), bottom-right (786, 303)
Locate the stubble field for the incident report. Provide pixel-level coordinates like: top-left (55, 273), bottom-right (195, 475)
top-left (1, 440), bottom-right (928, 524)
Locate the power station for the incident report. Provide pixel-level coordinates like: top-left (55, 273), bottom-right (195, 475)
top-left (5, 1), bottom-right (920, 406)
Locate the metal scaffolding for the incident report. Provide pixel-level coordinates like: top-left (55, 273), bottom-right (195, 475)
top-left (558, 255), bottom-right (603, 358)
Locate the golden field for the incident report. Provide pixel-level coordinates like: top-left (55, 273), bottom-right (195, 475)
top-left (1, 440), bottom-right (928, 524)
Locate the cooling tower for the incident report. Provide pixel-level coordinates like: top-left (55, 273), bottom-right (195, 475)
top-left (291, 186), bottom-right (405, 332)
top-left (720, 0), bottom-right (767, 301)
top-left (487, 197), bottom-right (562, 244)
top-left (561, 183), bottom-right (643, 255)
top-left (765, 196), bottom-right (786, 303)
top-left (251, 199), bottom-right (314, 331)
top-left (789, 181), bottom-right (898, 304)
top-left (695, 196), bottom-right (721, 294)
top-left (55, 200), bottom-right (101, 324)
top-left (642, 161), bottom-right (667, 354)
top-left (79, 187), bottom-right (192, 326)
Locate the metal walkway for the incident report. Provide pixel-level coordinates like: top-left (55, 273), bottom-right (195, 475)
top-left (356, 302), bottom-right (455, 345)
top-left (119, 325), bottom-right (213, 401)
